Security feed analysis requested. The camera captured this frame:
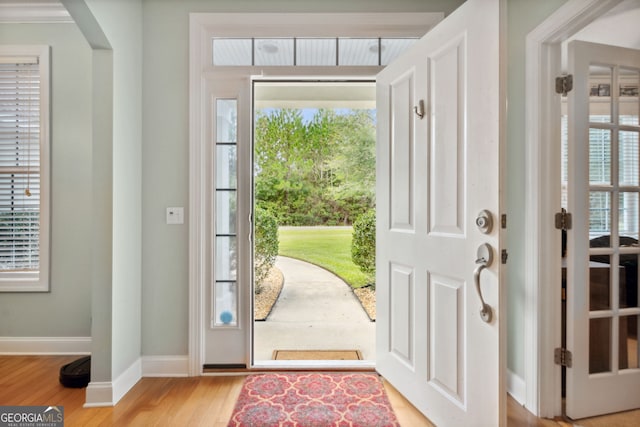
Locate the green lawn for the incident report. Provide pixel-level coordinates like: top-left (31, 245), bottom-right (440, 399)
top-left (278, 226), bottom-right (372, 288)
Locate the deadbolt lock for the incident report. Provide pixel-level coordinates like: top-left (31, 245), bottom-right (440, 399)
top-left (476, 210), bottom-right (493, 234)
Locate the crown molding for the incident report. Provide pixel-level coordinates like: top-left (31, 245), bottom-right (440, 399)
top-left (0, 1), bottom-right (73, 23)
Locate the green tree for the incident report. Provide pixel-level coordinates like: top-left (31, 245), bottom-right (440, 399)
top-left (255, 109), bottom-right (309, 224)
top-left (329, 110), bottom-right (376, 224)
top-left (254, 108), bottom-right (376, 226)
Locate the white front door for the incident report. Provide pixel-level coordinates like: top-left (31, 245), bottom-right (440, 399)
top-left (376, 0), bottom-right (505, 425)
top-left (566, 40), bottom-right (640, 419)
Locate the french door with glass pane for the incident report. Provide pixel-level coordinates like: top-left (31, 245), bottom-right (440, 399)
top-left (566, 40), bottom-right (640, 419)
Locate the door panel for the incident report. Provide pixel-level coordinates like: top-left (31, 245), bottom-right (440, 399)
top-left (389, 263), bottom-right (414, 364)
top-left (566, 40), bottom-right (640, 419)
top-left (376, 0), bottom-right (504, 425)
top-left (429, 36), bottom-right (465, 236)
top-left (429, 273), bottom-right (465, 404)
top-left (390, 71), bottom-right (415, 230)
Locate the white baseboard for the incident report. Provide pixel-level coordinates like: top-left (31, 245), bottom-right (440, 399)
top-left (84, 356), bottom-right (188, 407)
top-left (84, 382), bottom-right (113, 408)
top-left (507, 369), bottom-right (527, 406)
top-left (113, 357), bottom-right (142, 404)
top-left (0, 336), bottom-right (91, 355)
top-left (84, 357), bottom-right (142, 407)
top-left (142, 355), bottom-right (189, 377)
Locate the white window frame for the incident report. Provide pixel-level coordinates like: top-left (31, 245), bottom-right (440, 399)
top-left (0, 45), bottom-right (50, 292)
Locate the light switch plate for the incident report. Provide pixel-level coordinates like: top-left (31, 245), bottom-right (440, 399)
top-left (166, 207), bottom-right (184, 225)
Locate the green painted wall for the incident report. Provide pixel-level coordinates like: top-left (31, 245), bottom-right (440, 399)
top-left (140, 0), bottom-right (572, 382)
top-left (0, 0), bottom-right (577, 389)
top-left (506, 0), bottom-right (568, 378)
top-left (140, 0), bottom-right (466, 357)
top-left (0, 24), bottom-right (92, 338)
top-left (84, 0), bottom-right (144, 380)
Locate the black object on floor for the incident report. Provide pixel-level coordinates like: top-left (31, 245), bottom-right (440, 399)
top-left (59, 356), bottom-right (90, 388)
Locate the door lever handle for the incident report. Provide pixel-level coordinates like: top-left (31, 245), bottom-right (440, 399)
top-left (474, 243), bottom-right (493, 323)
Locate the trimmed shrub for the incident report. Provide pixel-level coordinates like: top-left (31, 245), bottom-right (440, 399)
top-left (254, 206), bottom-right (279, 293)
top-left (352, 209), bottom-right (376, 281)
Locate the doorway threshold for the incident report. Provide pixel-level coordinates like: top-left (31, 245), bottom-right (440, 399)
top-left (252, 360), bottom-right (376, 371)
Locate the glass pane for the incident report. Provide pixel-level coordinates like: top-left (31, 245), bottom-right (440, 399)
top-left (619, 253), bottom-right (638, 309)
top-left (590, 317), bottom-right (612, 374)
top-left (215, 236), bottom-right (237, 281)
top-left (214, 281), bottom-right (237, 326)
top-left (338, 38), bottom-right (379, 66)
top-left (0, 174), bottom-right (40, 271)
top-left (216, 190), bottom-right (237, 234)
top-left (619, 67), bottom-right (639, 126)
top-left (619, 131), bottom-right (639, 186)
top-left (216, 190), bottom-right (236, 235)
top-left (213, 38), bottom-right (252, 66)
top-left (561, 115), bottom-right (568, 209)
top-left (619, 192), bottom-right (639, 240)
top-left (216, 145), bottom-right (237, 189)
top-left (619, 315), bottom-right (639, 370)
top-left (589, 254), bottom-right (611, 311)
top-left (590, 191), bottom-right (611, 239)
top-left (590, 64), bottom-right (612, 123)
top-left (216, 99), bottom-right (237, 143)
top-left (296, 38), bottom-right (336, 66)
top-left (589, 128), bottom-right (611, 185)
top-left (255, 39), bottom-right (294, 66)
top-left (380, 38), bottom-right (418, 65)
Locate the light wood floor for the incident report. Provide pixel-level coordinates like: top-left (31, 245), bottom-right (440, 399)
top-left (1, 356), bottom-right (638, 426)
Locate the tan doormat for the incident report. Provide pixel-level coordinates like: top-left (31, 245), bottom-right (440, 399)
top-left (272, 350), bottom-right (363, 360)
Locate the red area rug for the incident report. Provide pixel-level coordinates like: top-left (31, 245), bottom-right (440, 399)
top-left (228, 372), bottom-right (400, 427)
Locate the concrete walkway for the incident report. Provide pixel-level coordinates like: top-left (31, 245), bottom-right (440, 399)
top-left (254, 256), bottom-right (375, 361)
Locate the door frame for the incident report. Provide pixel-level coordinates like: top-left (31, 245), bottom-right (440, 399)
top-left (188, 12), bottom-right (443, 375)
top-left (524, 0), bottom-right (624, 417)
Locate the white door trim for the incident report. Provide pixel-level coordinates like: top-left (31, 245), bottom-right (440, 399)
top-left (524, 0), bottom-right (624, 417)
top-left (188, 12), bottom-right (443, 376)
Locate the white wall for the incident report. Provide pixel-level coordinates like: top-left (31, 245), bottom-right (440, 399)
top-left (0, 23), bottom-right (93, 338)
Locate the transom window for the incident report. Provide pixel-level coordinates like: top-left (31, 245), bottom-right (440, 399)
top-left (212, 37), bottom-right (418, 67)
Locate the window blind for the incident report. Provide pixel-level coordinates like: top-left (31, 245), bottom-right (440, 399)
top-left (561, 115), bottom-right (640, 240)
top-left (0, 60), bottom-right (40, 272)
